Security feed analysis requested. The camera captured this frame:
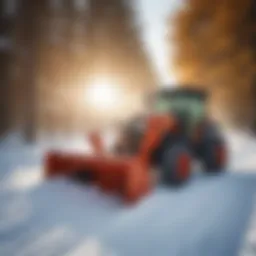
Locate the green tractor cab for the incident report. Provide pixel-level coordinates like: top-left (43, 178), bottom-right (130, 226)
top-left (152, 88), bottom-right (208, 136)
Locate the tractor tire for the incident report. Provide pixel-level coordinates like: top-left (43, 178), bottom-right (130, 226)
top-left (200, 139), bottom-right (227, 173)
top-left (161, 143), bottom-right (192, 186)
top-left (197, 122), bottom-right (227, 173)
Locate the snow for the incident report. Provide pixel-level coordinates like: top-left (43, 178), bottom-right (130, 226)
top-left (225, 129), bottom-right (256, 171)
top-left (239, 195), bottom-right (256, 256)
top-left (1, 130), bottom-right (256, 256)
top-left (64, 238), bottom-right (112, 256)
top-left (2, 166), bottom-right (42, 191)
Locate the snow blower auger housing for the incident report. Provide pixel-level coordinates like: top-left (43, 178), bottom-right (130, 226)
top-left (44, 87), bottom-right (227, 204)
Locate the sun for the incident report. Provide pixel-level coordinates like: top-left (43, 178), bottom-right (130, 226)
top-left (85, 79), bottom-right (122, 110)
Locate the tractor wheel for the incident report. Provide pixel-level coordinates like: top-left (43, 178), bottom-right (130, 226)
top-left (196, 122), bottom-right (227, 173)
top-left (200, 140), bottom-right (227, 173)
top-left (161, 144), bottom-right (192, 185)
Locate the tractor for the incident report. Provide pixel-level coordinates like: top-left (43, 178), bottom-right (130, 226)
top-left (44, 87), bottom-right (227, 204)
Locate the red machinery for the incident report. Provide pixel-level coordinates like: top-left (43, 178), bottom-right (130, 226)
top-left (44, 88), bottom-right (227, 204)
top-left (44, 115), bottom-right (189, 204)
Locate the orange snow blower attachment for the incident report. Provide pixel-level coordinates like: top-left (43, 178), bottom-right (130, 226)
top-left (44, 115), bottom-right (176, 204)
top-left (89, 131), bottom-right (104, 155)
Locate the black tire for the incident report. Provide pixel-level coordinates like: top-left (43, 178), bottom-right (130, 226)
top-left (161, 143), bottom-right (192, 186)
top-left (197, 122), bottom-right (227, 173)
top-left (200, 139), bottom-right (227, 173)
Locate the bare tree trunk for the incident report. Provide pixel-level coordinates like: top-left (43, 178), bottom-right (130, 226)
top-left (0, 1), bottom-right (13, 137)
top-left (0, 52), bottom-right (10, 136)
top-left (14, 0), bottom-right (45, 143)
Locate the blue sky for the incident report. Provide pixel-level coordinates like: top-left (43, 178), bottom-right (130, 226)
top-left (136, 0), bottom-right (182, 85)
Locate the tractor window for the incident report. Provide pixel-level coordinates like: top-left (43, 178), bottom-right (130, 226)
top-left (154, 94), bottom-right (206, 132)
top-left (156, 96), bottom-right (205, 116)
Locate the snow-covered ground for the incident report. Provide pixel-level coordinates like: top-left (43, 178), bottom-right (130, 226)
top-left (225, 129), bottom-right (256, 172)
top-left (0, 130), bottom-right (256, 256)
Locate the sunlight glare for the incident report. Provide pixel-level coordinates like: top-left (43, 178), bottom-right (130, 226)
top-left (86, 79), bottom-right (122, 110)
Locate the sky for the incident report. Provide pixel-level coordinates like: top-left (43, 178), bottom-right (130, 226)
top-left (136, 0), bottom-right (183, 85)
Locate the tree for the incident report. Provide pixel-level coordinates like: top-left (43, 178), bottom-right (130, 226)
top-left (0, 0), bottom-right (14, 137)
top-left (171, 0), bottom-right (256, 132)
top-left (37, 0), bottom-right (89, 135)
top-left (12, 0), bottom-right (49, 142)
top-left (13, 0), bottom-right (90, 139)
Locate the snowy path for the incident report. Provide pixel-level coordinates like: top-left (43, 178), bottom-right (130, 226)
top-left (0, 132), bottom-right (256, 256)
